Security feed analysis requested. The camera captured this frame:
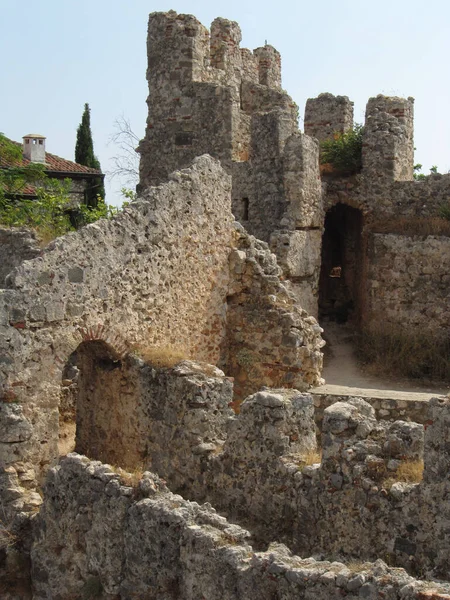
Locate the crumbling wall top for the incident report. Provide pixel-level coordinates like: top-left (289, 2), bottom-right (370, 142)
top-left (304, 92), bottom-right (354, 142)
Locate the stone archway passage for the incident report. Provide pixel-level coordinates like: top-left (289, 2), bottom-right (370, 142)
top-left (319, 203), bottom-right (363, 324)
top-left (59, 340), bottom-right (145, 470)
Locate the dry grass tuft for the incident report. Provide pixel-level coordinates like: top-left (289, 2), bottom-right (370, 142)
top-left (345, 561), bottom-right (371, 573)
top-left (396, 459), bottom-right (424, 482)
top-left (110, 465), bottom-right (143, 488)
top-left (294, 448), bottom-right (322, 467)
top-left (383, 460), bottom-right (424, 489)
top-left (370, 216), bottom-right (450, 237)
top-left (357, 327), bottom-right (450, 383)
top-left (132, 344), bottom-right (189, 368)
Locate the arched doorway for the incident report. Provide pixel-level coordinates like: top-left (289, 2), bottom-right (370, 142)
top-left (319, 203), bottom-right (364, 325)
top-left (58, 340), bottom-right (145, 469)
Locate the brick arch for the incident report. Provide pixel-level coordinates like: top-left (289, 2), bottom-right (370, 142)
top-left (0, 320), bottom-right (132, 486)
top-left (53, 323), bottom-right (129, 366)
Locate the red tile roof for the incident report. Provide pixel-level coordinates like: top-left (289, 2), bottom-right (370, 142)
top-left (1, 139), bottom-right (102, 175)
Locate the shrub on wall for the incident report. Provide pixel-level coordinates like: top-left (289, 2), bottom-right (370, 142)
top-left (320, 124), bottom-right (364, 176)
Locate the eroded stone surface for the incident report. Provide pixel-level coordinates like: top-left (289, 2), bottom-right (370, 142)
top-left (31, 454), bottom-right (450, 600)
top-left (2, 9), bottom-right (450, 599)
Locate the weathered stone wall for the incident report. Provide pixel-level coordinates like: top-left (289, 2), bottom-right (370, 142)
top-left (78, 358), bottom-right (448, 581)
top-left (304, 92), bottom-right (354, 142)
top-left (363, 95), bottom-right (414, 183)
top-left (138, 11), bottom-right (296, 189)
top-left (324, 172), bottom-right (450, 222)
top-left (139, 11), bottom-right (325, 318)
top-left (31, 453), bottom-right (450, 600)
top-left (242, 109), bottom-right (295, 243)
top-left (317, 92), bottom-right (450, 331)
top-left (232, 125), bottom-right (324, 315)
top-left (140, 11), bottom-right (450, 332)
top-left (0, 227), bottom-right (41, 287)
top-left (0, 156), bottom-right (233, 515)
top-left (39, 348), bottom-right (449, 582)
top-left (225, 226), bottom-right (324, 401)
top-left (211, 394), bottom-right (450, 579)
top-left (312, 393), bottom-right (431, 431)
top-left (0, 156), bottom-right (323, 523)
top-left (367, 233), bottom-right (450, 332)
top-left (1, 161), bottom-right (228, 464)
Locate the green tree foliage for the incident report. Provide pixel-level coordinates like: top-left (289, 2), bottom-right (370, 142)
top-left (0, 134), bottom-right (22, 164)
top-left (75, 103), bottom-right (96, 167)
top-left (414, 164), bottom-right (441, 180)
top-left (0, 133), bottom-right (46, 200)
top-left (75, 103), bottom-right (105, 205)
top-left (0, 133), bottom-right (119, 242)
top-left (320, 124), bottom-right (364, 176)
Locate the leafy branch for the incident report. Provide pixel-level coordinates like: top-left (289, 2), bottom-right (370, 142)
top-left (320, 124), bottom-right (364, 176)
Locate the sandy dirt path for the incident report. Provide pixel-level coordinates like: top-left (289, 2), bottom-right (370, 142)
top-left (311, 321), bottom-right (449, 399)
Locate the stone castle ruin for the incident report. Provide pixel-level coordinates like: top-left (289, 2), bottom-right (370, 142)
top-left (0, 9), bottom-right (449, 599)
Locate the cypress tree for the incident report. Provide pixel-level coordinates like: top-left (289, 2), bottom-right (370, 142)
top-left (75, 103), bottom-right (105, 206)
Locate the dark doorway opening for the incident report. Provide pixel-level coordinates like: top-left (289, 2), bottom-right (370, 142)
top-left (319, 203), bottom-right (363, 325)
top-left (59, 340), bottom-right (144, 469)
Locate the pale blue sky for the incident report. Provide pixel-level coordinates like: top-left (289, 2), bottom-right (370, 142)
top-left (2, 0), bottom-right (450, 205)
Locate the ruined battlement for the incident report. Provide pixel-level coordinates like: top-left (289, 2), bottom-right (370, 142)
top-left (363, 94), bottom-right (415, 182)
top-left (26, 369), bottom-right (450, 592)
top-left (138, 12), bottom-right (449, 325)
top-left (304, 92), bottom-right (354, 142)
top-left (1, 10), bottom-right (450, 598)
top-left (305, 92), bottom-right (415, 183)
top-left (139, 11), bottom-right (291, 188)
top-left (146, 11), bottom-right (280, 90)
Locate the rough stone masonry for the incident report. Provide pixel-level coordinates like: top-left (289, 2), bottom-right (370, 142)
top-left (1, 8), bottom-right (450, 600)
top-left (139, 10), bottom-right (450, 335)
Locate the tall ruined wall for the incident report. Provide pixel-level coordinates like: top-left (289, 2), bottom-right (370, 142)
top-left (138, 11), bottom-right (296, 189)
top-left (0, 227), bottom-right (41, 287)
top-left (138, 11), bottom-right (321, 316)
top-left (232, 124), bottom-right (324, 315)
top-left (0, 155), bottom-right (324, 527)
top-left (32, 454), bottom-right (450, 599)
top-left (0, 156), bottom-right (233, 497)
top-left (270, 132), bottom-right (324, 314)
